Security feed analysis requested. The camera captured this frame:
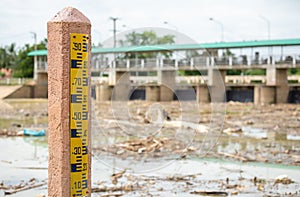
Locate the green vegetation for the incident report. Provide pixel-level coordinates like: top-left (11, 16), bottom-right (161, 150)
top-left (0, 39), bottom-right (47, 78)
top-left (244, 69), bottom-right (266, 75)
top-left (118, 31), bottom-right (175, 59)
top-left (288, 68), bottom-right (300, 75)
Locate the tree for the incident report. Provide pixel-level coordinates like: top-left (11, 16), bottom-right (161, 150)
top-left (118, 31), bottom-right (175, 59)
top-left (0, 43), bottom-right (17, 69)
top-left (13, 39), bottom-right (47, 78)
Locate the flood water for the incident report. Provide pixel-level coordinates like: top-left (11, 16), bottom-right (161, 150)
top-left (0, 99), bottom-right (300, 196)
top-left (0, 136), bottom-right (300, 197)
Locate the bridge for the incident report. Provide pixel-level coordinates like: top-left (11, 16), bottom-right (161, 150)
top-left (28, 38), bottom-right (300, 103)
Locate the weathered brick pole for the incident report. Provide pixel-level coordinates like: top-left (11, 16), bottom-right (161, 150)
top-left (48, 7), bottom-right (91, 197)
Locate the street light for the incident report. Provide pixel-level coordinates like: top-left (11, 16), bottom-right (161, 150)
top-left (259, 15), bottom-right (271, 40)
top-left (209, 17), bottom-right (224, 42)
top-left (163, 21), bottom-right (178, 31)
top-left (109, 17), bottom-right (119, 48)
top-left (30, 32), bottom-right (37, 80)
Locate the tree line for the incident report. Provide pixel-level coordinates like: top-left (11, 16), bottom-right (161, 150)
top-left (0, 39), bottom-right (47, 78)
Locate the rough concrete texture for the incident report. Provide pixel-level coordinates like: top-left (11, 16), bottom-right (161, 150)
top-left (47, 7), bottom-right (91, 197)
top-left (146, 86), bottom-right (160, 101)
top-left (112, 71), bottom-right (130, 101)
top-left (275, 68), bottom-right (289, 103)
top-left (208, 69), bottom-right (226, 102)
top-left (158, 70), bottom-right (176, 101)
top-left (254, 86), bottom-right (276, 104)
top-left (266, 68), bottom-right (288, 103)
top-left (96, 84), bottom-right (112, 101)
top-left (196, 85), bottom-right (210, 103)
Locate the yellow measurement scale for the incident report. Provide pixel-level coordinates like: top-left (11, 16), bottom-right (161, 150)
top-left (70, 33), bottom-right (89, 197)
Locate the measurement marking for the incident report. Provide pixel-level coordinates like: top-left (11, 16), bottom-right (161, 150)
top-left (76, 87), bottom-right (82, 93)
top-left (82, 77), bottom-right (88, 86)
top-left (82, 146), bottom-right (88, 155)
top-left (82, 180), bottom-right (88, 189)
top-left (70, 33), bottom-right (89, 197)
top-left (76, 52), bottom-right (83, 59)
top-left (82, 70), bottom-right (87, 77)
top-left (71, 94), bottom-right (82, 103)
top-left (71, 60), bottom-right (82, 68)
top-left (71, 129), bottom-right (82, 138)
top-left (82, 43), bottom-right (88, 52)
top-left (71, 163), bottom-right (82, 172)
top-left (83, 60), bottom-right (88, 68)
top-left (75, 121), bottom-right (82, 129)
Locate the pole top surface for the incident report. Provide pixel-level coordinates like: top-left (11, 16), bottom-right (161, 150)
top-left (49, 6), bottom-right (91, 24)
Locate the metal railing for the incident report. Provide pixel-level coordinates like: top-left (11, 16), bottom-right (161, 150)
top-left (92, 75), bottom-right (300, 86)
top-left (35, 54), bottom-right (300, 72)
top-left (0, 78), bottom-right (32, 85)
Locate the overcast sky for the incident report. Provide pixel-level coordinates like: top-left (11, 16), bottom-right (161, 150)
top-left (0, 0), bottom-right (300, 49)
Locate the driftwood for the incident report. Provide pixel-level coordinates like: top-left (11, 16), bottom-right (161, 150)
top-left (115, 137), bottom-right (169, 153)
top-left (100, 193), bottom-right (123, 197)
top-left (190, 190), bottom-right (228, 196)
top-left (111, 169), bottom-right (126, 185)
top-left (92, 184), bottom-right (133, 193)
top-left (218, 152), bottom-right (249, 162)
top-left (4, 183), bottom-right (46, 195)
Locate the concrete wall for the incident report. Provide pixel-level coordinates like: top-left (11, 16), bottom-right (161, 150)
top-left (5, 85), bottom-right (34, 98)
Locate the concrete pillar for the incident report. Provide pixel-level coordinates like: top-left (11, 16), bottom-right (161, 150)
top-left (254, 86), bottom-right (275, 104)
top-left (47, 7), bottom-right (91, 197)
top-left (96, 84), bottom-right (112, 101)
top-left (196, 85), bottom-right (210, 103)
top-left (34, 73), bottom-right (48, 98)
top-left (109, 70), bottom-right (130, 85)
top-left (111, 71), bottom-right (130, 101)
top-left (158, 70), bottom-right (176, 101)
top-left (146, 85), bottom-right (160, 101)
top-left (266, 67), bottom-right (288, 103)
top-left (208, 68), bottom-right (226, 102)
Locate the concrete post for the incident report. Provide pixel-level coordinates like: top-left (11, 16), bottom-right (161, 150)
top-left (126, 59), bottom-right (130, 69)
top-left (47, 7), bottom-right (91, 197)
top-left (229, 56), bottom-right (232, 66)
top-left (293, 55), bottom-right (296, 66)
top-left (247, 55), bottom-right (251, 66)
top-left (206, 57), bottom-right (210, 67)
top-left (190, 58), bottom-right (194, 69)
top-left (158, 70), bottom-right (176, 101)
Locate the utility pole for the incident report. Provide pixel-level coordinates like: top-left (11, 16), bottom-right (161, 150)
top-left (109, 17), bottom-right (119, 48)
top-left (30, 32), bottom-right (37, 80)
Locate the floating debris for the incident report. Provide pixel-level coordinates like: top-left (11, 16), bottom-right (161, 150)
top-left (190, 190), bottom-right (228, 196)
top-left (274, 175), bottom-right (294, 185)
